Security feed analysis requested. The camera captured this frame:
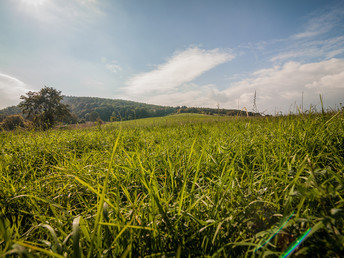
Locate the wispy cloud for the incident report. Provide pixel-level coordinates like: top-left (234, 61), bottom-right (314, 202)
top-left (125, 47), bottom-right (234, 95)
top-left (0, 73), bottom-right (30, 109)
top-left (270, 36), bottom-right (344, 62)
top-left (271, 3), bottom-right (344, 63)
top-left (292, 5), bottom-right (344, 39)
top-left (239, 4), bottom-right (344, 64)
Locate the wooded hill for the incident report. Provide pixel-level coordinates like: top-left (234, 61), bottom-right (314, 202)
top-left (0, 96), bottom-right (258, 123)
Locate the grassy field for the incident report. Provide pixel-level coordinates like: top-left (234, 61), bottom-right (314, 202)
top-left (1, 112), bottom-right (344, 257)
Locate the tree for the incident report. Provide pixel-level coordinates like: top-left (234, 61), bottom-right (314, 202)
top-left (19, 87), bottom-right (71, 129)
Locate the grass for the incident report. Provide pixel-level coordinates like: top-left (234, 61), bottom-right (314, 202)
top-left (0, 112), bottom-right (344, 257)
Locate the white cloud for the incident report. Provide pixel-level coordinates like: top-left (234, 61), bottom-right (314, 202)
top-left (306, 71), bottom-right (344, 89)
top-left (125, 47), bottom-right (234, 95)
top-left (0, 73), bottom-right (30, 109)
top-left (144, 83), bottom-right (224, 108)
top-left (221, 58), bottom-right (344, 113)
top-left (133, 59), bottom-right (344, 114)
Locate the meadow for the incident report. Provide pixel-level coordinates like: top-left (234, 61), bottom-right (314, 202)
top-left (0, 112), bottom-right (343, 257)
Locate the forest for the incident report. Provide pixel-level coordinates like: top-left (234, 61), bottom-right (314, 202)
top-left (0, 95), bottom-right (258, 127)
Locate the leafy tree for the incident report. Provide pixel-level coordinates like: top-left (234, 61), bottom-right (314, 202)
top-left (19, 87), bottom-right (71, 129)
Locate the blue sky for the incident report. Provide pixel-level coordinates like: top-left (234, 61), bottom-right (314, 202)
top-left (1, 0), bottom-right (344, 113)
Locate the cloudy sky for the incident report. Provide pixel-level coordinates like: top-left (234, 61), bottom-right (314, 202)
top-left (1, 0), bottom-right (344, 113)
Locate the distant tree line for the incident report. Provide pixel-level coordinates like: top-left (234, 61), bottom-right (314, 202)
top-left (61, 97), bottom-right (259, 122)
top-left (176, 106), bottom-right (259, 117)
top-left (0, 87), bottom-right (260, 131)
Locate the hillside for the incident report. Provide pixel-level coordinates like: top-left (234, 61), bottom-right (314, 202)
top-left (0, 96), bottom-right (258, 122)
top-left (62, 96), bottom-right (177, 121)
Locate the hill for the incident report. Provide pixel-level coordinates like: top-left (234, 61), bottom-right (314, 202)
top-left (0, 96), bottom-right (258, 123)
top-left (62, 96), bottom-right (177, 122)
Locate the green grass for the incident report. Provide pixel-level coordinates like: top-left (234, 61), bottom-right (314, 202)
top-left (1, 112), bottom-right (344, 257)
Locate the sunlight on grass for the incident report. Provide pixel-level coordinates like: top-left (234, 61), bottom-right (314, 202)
top-left (1, 112), bottom-right (344, 256)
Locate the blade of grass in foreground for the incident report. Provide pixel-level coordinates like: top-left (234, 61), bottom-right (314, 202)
top-left (281, 228), bottom-right (312, 258)
top-left (13, 241), bottom-right (64, 258)
top-left (87, 132), bottom-right (121, 257)
top-left (72, 216), bottom-right (81, 258)
top-left (178, 138), bottom-right (197, 216)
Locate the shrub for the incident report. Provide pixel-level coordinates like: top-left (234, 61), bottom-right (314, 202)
top-left (1, 115), bottom-right (26, 130)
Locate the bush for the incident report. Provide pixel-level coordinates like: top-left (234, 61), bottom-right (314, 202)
top-left (1, 115), bottom-right (26, 130)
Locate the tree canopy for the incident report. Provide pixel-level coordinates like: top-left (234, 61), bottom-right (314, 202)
top-left (19, 87), bottom-right (71, 129)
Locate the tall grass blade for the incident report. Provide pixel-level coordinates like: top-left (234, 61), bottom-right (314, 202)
top-left (72, 216), bottom-right (81, 258)
top-left (87, 132), bottom-right (121, 257)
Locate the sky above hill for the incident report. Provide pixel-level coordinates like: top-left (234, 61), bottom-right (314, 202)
top-left (1, 0), bottom-right (344, 113)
